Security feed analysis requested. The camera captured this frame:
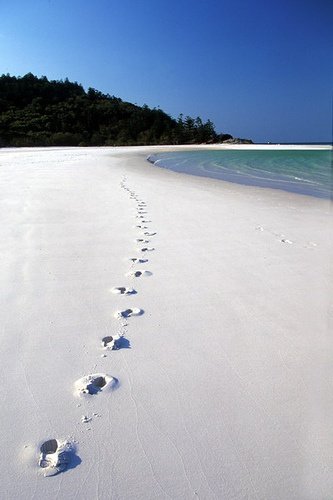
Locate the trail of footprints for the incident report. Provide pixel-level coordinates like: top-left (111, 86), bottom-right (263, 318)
top-left (37, 175), bottom-right (156, 476)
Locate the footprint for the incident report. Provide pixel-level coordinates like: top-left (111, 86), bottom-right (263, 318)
top-left (75, 374), bottom-right (118, 395)
top-left (135, 225), bottom-right (148, 229)
top-left (111, 287), bottom-right (136, 295)
top-left (126, 270), bottom-right (152, 278)
top-left (280, 239), bottom-right (293, 244)
top-left (81, 415), bottom-right (92, 423)
top-left (144, 232), bottom-right (156, 236)
top-left (114, 336), bottom-right (130, 349)
top-left (135, 238), bottom-right (149, 244)
top-left (114, 308), bottom-right (144, 319)
top-left (39, 439), bottom-right (74, 477)
top-left (129, 258), bottom-right (148, 264)
top-left (139, 247), bottom-right (155, 253)
top-left (102, 335), bottom-right (130, 350)
top-left (101, 335), bottom-right (119, 349)
top-left (136, 215), bottom-right (145, 219)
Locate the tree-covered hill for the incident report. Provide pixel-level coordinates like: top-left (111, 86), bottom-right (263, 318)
top-left (0, 73), bottom-right (233, 147)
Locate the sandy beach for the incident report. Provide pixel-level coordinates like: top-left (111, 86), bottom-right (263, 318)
top-left (0, 145), bottom-right (332, 499)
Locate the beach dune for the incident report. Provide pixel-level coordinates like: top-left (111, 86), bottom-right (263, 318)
top-left (0, 146), bottom-right (332, 499)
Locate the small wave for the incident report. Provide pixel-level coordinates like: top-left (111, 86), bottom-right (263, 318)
top-left (293, 176), bottom-right (318, 184)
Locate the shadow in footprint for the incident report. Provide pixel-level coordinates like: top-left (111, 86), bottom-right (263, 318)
top-left (66, 453), bottom-right (82, 472)
top-left (116, 337), bottom-right (131, 349)
top-left (85, 376), bottom-right (107, 394)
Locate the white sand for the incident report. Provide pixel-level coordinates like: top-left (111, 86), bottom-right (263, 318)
top-left (0, 146), bottom-right (332, 499)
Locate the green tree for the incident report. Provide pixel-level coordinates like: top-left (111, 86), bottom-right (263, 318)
top-left (0, 73), bottom-right (225, 147)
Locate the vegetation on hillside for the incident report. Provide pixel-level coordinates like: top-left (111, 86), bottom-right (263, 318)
top-left (0, 73), bottom-right (235, 147)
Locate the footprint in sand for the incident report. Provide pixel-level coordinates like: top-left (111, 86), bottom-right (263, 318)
top-left (129, 258), bottom-right (148, 264)
top-left (126, 270), bottom-right (152, 278)
top-left (75, 374), bottom-right (118, 396)
top-left (135, 225), bottom-right (148, 229)
top-left (81, 415), bottom-right (93, 423)
top-left (39, 439), bottom-right (75, 477)
top-left (101, 335), bottom-right (119, 350)
top-left (114, 308), bottom-right (144, 319)
top-left (143, 232), bottom-right (156, 236)
top-left (110, 286), bottom-right (136, 295)
top-left (280, 238), bottom-right (293, 244)
top-left (139, 247), bottom-right (155, 253)
top-left (135, 238), bottom-right (149, 244)
top-left (102, 335), bottom-right (130, 350)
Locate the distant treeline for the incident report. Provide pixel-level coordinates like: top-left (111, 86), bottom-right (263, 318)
top-left (0, 73), bottom-right (236, 147)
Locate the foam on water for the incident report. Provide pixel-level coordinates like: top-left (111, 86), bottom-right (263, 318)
top-left (148, 149), bottom-right (332, 198)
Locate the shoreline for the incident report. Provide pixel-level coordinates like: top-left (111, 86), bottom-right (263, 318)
top-left (1, 146), bottom-right (332, 499)
top-left (120, 146), bottom-right (331, 212)
top-left (145, 147), bottom-right (332, 201)
top-left (1, 142), bottom-right (331, 153)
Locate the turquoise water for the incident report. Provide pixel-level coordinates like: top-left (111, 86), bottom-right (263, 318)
top-left (147, 149), bottom-right (332, 199)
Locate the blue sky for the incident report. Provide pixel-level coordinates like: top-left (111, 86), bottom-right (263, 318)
top-left (1, 0), bottom-right (332, 142)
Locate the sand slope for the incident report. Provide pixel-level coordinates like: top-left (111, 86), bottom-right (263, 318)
top-left (0, 146), bottom-right (332, 499)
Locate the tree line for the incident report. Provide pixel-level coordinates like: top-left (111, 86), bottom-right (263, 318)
top-left (0, 73), bottom-right (235, 147)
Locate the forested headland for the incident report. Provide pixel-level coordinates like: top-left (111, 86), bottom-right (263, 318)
top-left (0, 73), bottom-right (250, 147)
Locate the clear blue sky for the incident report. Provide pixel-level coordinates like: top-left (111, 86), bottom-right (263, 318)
top-left (1, 0), bottom-right (332, 143)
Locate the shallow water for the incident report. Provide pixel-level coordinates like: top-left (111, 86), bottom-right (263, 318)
top-left (148, 149), bottom-right (332, 198)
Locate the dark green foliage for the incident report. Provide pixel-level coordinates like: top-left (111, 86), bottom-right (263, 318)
top-left (0, 73), bottom-right (227, 147)
top-left (218, 133), bottom-right (233, 142)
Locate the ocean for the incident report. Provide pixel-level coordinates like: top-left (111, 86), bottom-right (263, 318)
top-left (147, 148), bottom-right (332, 199)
